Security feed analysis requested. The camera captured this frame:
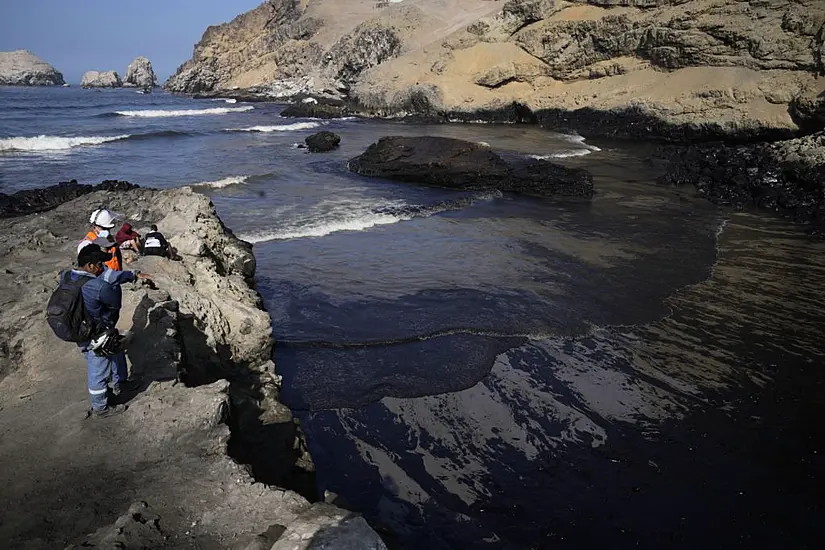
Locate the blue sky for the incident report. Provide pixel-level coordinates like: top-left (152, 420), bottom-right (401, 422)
top-left (0, 0), bottom-right (264, 83)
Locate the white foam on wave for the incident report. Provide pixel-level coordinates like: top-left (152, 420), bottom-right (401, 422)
top-left (242, 212), bottom-right (408, 243)
top-left (230, 122), bottom-right (322, 132)
top-left (0, 134), bottom-right (130, 152)
top-left (213, 98), bottom-right (237, 104)
top-left (191, 175), bottom-right (249, 189)
top-left (115, 105), bottom-right (254, 117)
top-left (240, 190), bottom-right (502, 244)
top-left (530, 150), bottom-right (593, 160)
top-left (529, 134), bottom-right (602, 159)
top-left (562, 134), bottom-right (602, 151)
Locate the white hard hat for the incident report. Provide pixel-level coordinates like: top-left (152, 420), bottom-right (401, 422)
top-left (89, 208), bottom-right (117, 229)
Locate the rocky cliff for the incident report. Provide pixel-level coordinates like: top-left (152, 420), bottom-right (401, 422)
top-left (166, 0), bottom-right (824, 140)
top-left (0, 185), bottom-right (386, 549)
top-left (0, 49), bottom-right (65, 86)
top-left (81, 69), bottom-right (123, 88)
top-left (124, 56), bottom-right (157, 89)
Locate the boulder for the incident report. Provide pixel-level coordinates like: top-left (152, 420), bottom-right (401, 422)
top-left (124, 56), bottom-right (157, 89)
top-left (81, 70), bottom-right (122, 88)
top-left (0, 50), bottom-right (64, 86)
top-left (304, 131), bottom-right (341, 153)
top-left (348, 136), bottom-right (594, 197)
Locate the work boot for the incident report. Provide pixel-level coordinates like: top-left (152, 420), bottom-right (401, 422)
top-left (112, 379), bottom-right (140, 396)
top-left (90, 404), bottom-right (127, 418)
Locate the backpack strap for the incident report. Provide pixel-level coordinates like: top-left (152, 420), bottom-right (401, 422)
top-left (61, 271), bottom-right (93, 288)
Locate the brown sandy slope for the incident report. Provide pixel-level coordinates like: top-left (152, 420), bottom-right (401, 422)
top-left (166, 0), bottom-right (824, 139)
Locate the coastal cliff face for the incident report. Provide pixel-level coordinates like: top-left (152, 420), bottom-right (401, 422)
top-left (0, 50), bottom-right (65, 86)
top-left (166, 0), bottom-right (824, 139)
top-left (0, 185), bottom-right (386, 549)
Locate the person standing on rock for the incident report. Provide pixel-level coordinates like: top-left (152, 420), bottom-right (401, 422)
top-left (78, 208), bottom-right (122, 271)
top-left (69, 243), bottom-right (151, 417)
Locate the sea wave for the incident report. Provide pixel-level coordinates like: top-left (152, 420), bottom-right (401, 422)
top-left (529, 134), bottom-right (602, 159)
top-left (529, 150), bottom-right (594, 159)
top-left (113, 106), bottom-right (254, 117)
top-left (125, 130), bottom-right (194, 141)
top-left (212, 98), bottom-right (237, 104)
top-left (0, 134), bottom-right (130, 152)
top-left (190, 175), bottom-right (249, 189)
top-left (239, 190), bottom-right (502, 243)
top-left (228, 122), bottom-right (322, 133)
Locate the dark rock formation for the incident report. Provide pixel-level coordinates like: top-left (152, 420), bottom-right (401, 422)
top-left (660, 131), bottom-right (825, 231)
top-left (281, 99), bottom-right (349, 119)
top-left (304, 131), bottom-right (341, 153)
top-left (0, 180), bottom-right (139, 218)
top-left (0, 50), bottom-right (64, 86)
top-left (348, 136), bottom-right (593, 197)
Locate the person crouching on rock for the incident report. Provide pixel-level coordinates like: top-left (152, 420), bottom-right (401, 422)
top-left (143, 224), bottom-right (173, 259)
top-left (71, 244), bottom-right (152, 418)
top-left (79, 208), bottom-right (122, 271)
top-left (115, 222), bottom-right (142, 264)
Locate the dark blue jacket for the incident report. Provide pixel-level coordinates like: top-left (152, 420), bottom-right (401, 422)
top-left (66, 268), bottom-right (136, 342)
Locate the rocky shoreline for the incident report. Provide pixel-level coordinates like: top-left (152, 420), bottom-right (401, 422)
top-left (0, 185), bottom-right (385, 548)
top-left (168, 0), bottom-right (824, 230)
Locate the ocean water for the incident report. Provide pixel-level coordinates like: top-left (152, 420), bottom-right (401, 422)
top-left (2, 87), bottom-right (824, 548)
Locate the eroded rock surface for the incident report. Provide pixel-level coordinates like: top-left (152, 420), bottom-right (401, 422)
top-left (166, 0), bottom-right (825, 140)
top-left (348, 136), bottom-right (594, 197)
top-left (81, 70), bottom-right (122, 88)
top-left (0, 50), bottom-right (64, 86)
top-left (0, 186), bottom-right (383, 548)
top-left (124, 56), bottom-right (158, 89)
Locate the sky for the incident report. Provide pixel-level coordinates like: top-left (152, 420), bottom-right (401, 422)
top-left (0, 0), bottom-right (265, 83)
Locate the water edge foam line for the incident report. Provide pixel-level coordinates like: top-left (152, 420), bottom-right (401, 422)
top-left (114, 106), bottom-right (254, 117)
top-left (0, 134), bottom-right (131, 152)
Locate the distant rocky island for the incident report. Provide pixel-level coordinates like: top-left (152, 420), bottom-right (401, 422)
top-left (0, 50), bottom-right (64, 86)
top-left (123, 56), bottom-right (158, 89)
top-left (81, 69), bottom-right (122, 88)
top-left (82, 56), bottom-right (157, 89)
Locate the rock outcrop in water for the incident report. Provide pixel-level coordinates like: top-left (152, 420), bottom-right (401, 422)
top-left (660, 130), bottom-right (825, 231)
top-left (0, 50), bottom-right (64, 86)
top-left (348, 136), bottom-right (594, 197)
top-left (167, 0), bottom-right (824, 140)
top-left (0, 179), bottom-right (138, 218)
top-left (0, 185), bottom-right (387, 548)
top-left (123, 56), bottom-right (157, 89)
top-left (81, 70), bottom-right (122, 88)
top-left (305, 131), bottom-right (341, 152)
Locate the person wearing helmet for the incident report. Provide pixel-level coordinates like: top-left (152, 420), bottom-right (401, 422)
top-left (78, 208), bottom-right (122, 271)
top-left (67, 243), bottom-right (152, 418)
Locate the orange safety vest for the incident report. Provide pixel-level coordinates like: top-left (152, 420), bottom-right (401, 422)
top-left (84, 231), bottom-right (121, 271)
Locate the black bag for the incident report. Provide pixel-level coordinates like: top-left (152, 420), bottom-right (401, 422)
top-left (47, 272), bottom-right (95, 342)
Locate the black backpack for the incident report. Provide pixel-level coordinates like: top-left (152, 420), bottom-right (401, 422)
top-left (47, 272), bottom-right (96, 342)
